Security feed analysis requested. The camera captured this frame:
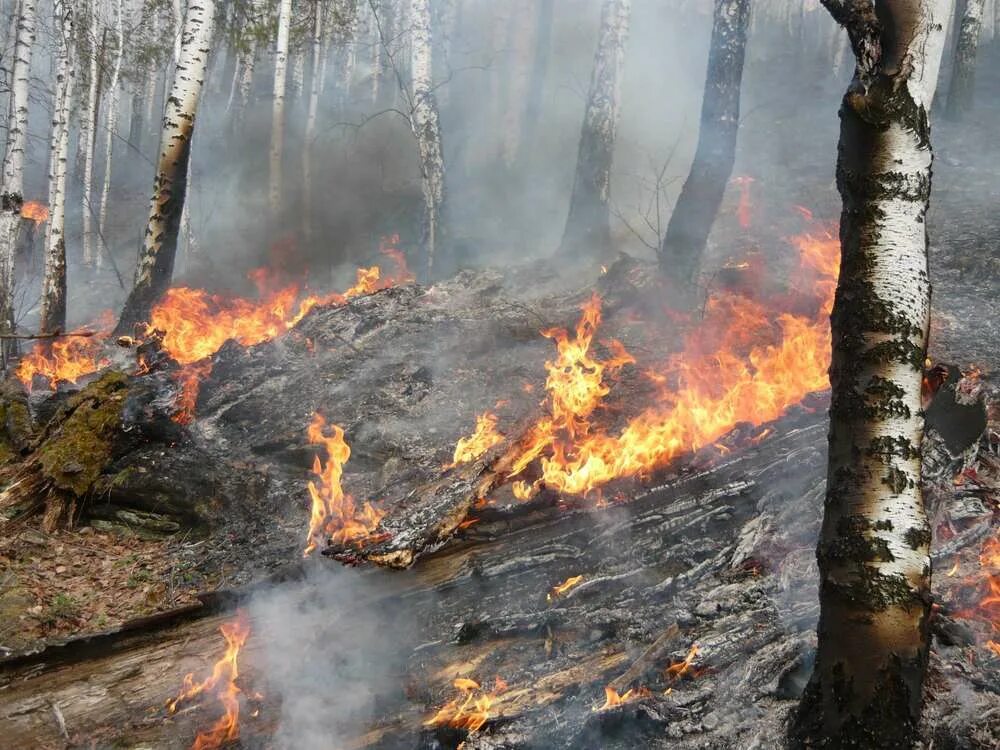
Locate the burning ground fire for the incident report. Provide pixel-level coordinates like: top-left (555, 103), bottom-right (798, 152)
top-left (596, 642), bottom-right (704, 711)
top-left (168, 614), bottom-right (258, 750)
top-left (453, 216), bottom-right (839, 500)
top-left (425, 676), bottom-right (508, 733)
top-left (15, 240), bottom-right (413, 403)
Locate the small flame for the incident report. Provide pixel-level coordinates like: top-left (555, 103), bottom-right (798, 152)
top-left (450, 412), bottom-right (504, 467)
top-left (731, 175), bottom-right (755, 229)
top-left (168, 615), bottom-right (253, 750)
top-left (173, 361), bottom-right (213, 424)
top-left (547, 574), bottom-right (584, 602)
top-left (665, 643), bottom-right (702, 682)
top-left (303, 414), bottom-right (385, 556)
top-left (15, 311), bottom-right (115, 390)
top-left (595, 685), bottom-right (649, 711)
top-left (20, 200), bottom-right (49, 225)
top-left (425, 676), bottom-right (507, 732)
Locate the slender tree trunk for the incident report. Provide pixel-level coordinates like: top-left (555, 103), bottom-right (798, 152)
top-left (0, 0), bottom-right (35, 361)
top-left (410, 0), bottom-right (447, 278)
top-left (268, 0), bottom-right (291, 213)
top-left (80, 2), bottom-right (101, 268)
top-left (789, 1), bottom-right (950, 746)
top-left (657, 0), bottom-right (750, 287)
top-left (370, 0), bottom-right (382, 104)
top-left (500, 0), bottom-right (537, 167)
top-left (522, 0), bottom-right (554, 153)
top-left (945, 0), bottom-right (986, 118)
top-left (40, 1), bottom-right (76, 335)
top-left (98, 0), bottom-right (124, 271)
top-left (291, 43), bottom-right (305, 106)
top-left (556, 0), bottom-right (630, 258)
top-left (303, 0), bottom-right (323, 244)
top-left (114, 0), bottom-right (215, 336)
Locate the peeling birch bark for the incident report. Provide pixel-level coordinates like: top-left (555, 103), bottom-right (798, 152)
top-left (40, 1), bottom-right (76, 335)
top-left (557, 0), bottom-right (630, 259)
top-left (97, 0), bottom-right (124, 271)
top-left (790, 0), bottom-right (950, 746)
top-left (0, 0), bottom-right (35, 360)
top-left (410, 0), bottom-right (448, 278)
top-left (114, 0), bottom-right (215, 336)
top-left (658, 0), bottom-right (750, 288)
top-left (268, 0), bottom-right (291, 212)
top-left (945, 0), bottom-right (986, 118)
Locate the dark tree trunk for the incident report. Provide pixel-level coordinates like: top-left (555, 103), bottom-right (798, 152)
top-left (658, 0), bottom-right (750, 288)
top-left (521, 0), bottom-right (554, 155)
top-left (128, 92), bottom-right (143, 150)
top-left (789, 0), bottom-right (949, 747)
top-left (945, 0), bottom-right (985, 119)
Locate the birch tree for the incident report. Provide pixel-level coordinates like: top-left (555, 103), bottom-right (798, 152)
top-left (0, 0), bottom-right (35, 359)
top-left (303, 0), bottom-right (323, 243)
top-left (410, 0), bottom-right (447, 277)
top-left (557, 0), bottom-right (630, 258)
top-left (945, 0), bottom-right (986, 118)
top-left (79, 0), bottom-right (102, 268)
top-left (658, 0), bottom-right (750, 288)
top-left (229, 0), bottom-right (264, 134)
top-left (789, 0), bottom-right (950, 746)
top-left (98, 0), bottom-right (125, 270)
top-left (114, 0), bottom-right (215, 335)
top-left (40, 1), bottom-right (77, 335)
top-left (269, 0), bottom-right (292, 212)
top-left (500, 0), bottom-right (537, 168)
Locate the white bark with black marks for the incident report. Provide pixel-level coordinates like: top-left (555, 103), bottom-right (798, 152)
top-left (790, 0), bottom-right (950, 747)
top-left (80, 0), bottom-right (101, 267)
top-left (0, 0), bottom-right (36, 356)
top-left (557, 0), bottom-right (630, 258)
top-left (97, 0), bottom-right (124, 271)
top-left (269, 0), bottom-right (291, 212)
top-left (945, 0), bottom-right (986, 118)
top-left (114, 0), bottom-right (215, 335)
top-left (410, 0), bottom-right (447, 278)
top-left (40, 1), bottom-right (76, 335)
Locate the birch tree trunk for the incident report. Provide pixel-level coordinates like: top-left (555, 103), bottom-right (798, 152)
top-left (556, 0), bottom-right (630, 258)
top-left (40, 1), bottom-right (76, 335)
top-left (410, 0), bottom-right (447, 278)
top-left (97, 0), bottom-right (124, 271)
top-left (268, 0), bottom-right (291, 213)
top-left (789, 0), bottom-right (950, 746)
top-left (230, 0), bottom-right (261, 135)
top-left (945, 0), bottom-right (986, 118)
top-left (370, 0), bottom-right (382, 104)
top-left (657, 0), bottom-right (750, 287)
top-left (0, 0), bottom-right (35, 360)
top-left (114, 0), bottom-right (215, 336)
top-left (80, 1), bottom-right (101, 268)
top-left (303, 0), bottom-right (323, 243)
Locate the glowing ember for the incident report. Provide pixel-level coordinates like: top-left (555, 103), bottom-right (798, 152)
top-left (595, 685), bottom-right (650, 711)
top-left (547, 574), bottom-right (584, 601)
top-left (425, 676), bottom-right (507, 732)
top-left (665, 643), bottom-right (702, 682)
top-left (303, 413), bottom-right (385, 556)
top-left (15, 311), bottom-right (115, 390)
top-left (476, 219), bottom-right (839, 498)
top-left (173, 361), bottom-right (213, 424)
top-left (450, 412), bottom-right (504, 466)
top-left (20, 200), bottom-right (49, 225)
top-left (168, 615), bottom-right (252, 750)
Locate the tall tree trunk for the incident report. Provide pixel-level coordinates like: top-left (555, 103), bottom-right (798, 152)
top-left (657, 0), bottom-right (750, 287)
top-left (945, 0), bottom-right (986, 118)
top-left (40, 1), bottom-right (76, 335)
top-left (370, 0), bottom-right (382, 104)
top-left (230, 0), bottom-right (261, 136)
top-left (114, 0), bottom-right (215, 336)
top-left (556, 0), bottom-right (630, 258)
top-left (80, 3), bottom-right (102, 268)
top-left (410, 0), bottom-right (447, 278)
top-left (522, 0), bottom-right (554, 154)
top-left (303, 0), bottom-right (323, 244)
top-left (789, 1), bottom-right (950, 747)
top-left (499, 0), bottom-right (537, 168)
top-left (0, 0), bottom-right (35, 361)
top-left (98, 0), bottom-right (124, 271)
top-left (268, 0), bottom-right (291, 213)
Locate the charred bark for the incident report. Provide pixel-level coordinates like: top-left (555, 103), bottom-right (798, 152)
top-left (789, 1), bottom-right (950, 747)
top-left (0, 0), bottom-right (36, 361)
top-left (557, 0), bottom-right (630, 259)
top-left (657, 0), bottom-right (750, 289)
top-left (945, 0), bottom-right (985, 119)
top-left (40, 1), bottom-right (76, 335)
top-left (114, 0), bottom-right (215, 336)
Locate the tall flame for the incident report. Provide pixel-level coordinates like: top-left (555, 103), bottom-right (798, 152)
top-left (168, 615), bottom-right (252, 750)
top-left (450, 412), bottom-right (504, 466)
top-left (303, 413), bottom-right (385, 556)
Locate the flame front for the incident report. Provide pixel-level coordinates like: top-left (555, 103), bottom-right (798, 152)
top-left (450, 412), bottom-right (504, 466)
top-left (303, 413), bottom-right (385, 556)
top-left (15, 311), bottom-right (115, 390)
top-left (425, 677), bottom-right (506, 732)
top-left (168, 615), bottom-right (252, 750)
top-left (471, 220), bottom-right (839, 498)
top-left (20, 200), bottom-right (49, 225)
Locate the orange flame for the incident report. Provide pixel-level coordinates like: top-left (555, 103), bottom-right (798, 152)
top-left (168, 615), bottom-right (252, 750)
top-left (450, 412), bottom-right (504, 467)
top-left (20, 200), bottom-right (49, 225)
top-left (479, 221), bottom-right (839, 498)
top-left (14, 311), bottom-right (115, 390)
top-left (665, 643), bottom-right (702, 682)
top-left (303, 413), bottom-right (385, 556)
top-left (425, 677), bottom-right (507, 732)
top-left (596, 685), bottom-right (650, 711)
top-left (731, 176), bottom-right (755, 229)
top-left (547, 574), bottom-right (584, 601)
